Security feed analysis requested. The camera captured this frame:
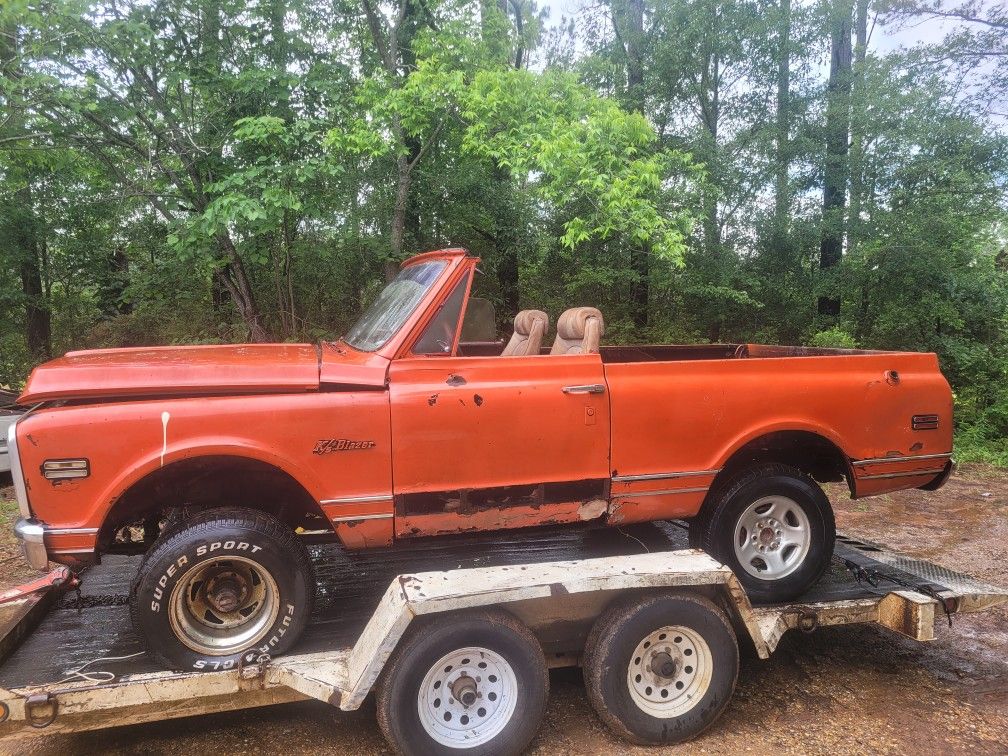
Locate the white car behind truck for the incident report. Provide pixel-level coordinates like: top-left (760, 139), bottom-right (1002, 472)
top-left (0, 392), bottom-right (23, 474)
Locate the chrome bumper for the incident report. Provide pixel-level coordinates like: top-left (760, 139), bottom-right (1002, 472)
top-left (14, 519), bottom-right (49, 570)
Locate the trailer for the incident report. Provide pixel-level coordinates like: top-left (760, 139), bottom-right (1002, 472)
top-left (0, 520), bottom-right (1005, 754)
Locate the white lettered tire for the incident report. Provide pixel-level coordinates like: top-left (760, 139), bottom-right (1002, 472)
top-left (376, 609), bottom-right (549, 756)
top-left (129, 507), bottom-right (314, 671)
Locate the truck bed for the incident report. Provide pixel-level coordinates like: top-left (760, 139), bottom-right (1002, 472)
top-left (2, 520), bottom-right (1002, 689)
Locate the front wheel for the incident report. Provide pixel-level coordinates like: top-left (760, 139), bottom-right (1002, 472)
top-left (694, 464), bottom-right (835, 603)
top-left (130, 507), bottom-right (314, 671)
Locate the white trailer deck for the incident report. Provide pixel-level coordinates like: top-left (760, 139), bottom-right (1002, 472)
top-left (0, 520), bottom-right (1004, 745)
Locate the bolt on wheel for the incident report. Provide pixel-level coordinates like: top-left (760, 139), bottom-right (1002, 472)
top-left (376, 609), bottom-right (549, 756)
top-left (626, 625), bottom-right (713, 718)
top-left (733, 495), bottom-right (811, 580)
top-left (169, 556), bottom-right (280, 655)
top-left (583, 592), bottom-right (739, 746)
top-left (416, 646), bottom-right (519, 748)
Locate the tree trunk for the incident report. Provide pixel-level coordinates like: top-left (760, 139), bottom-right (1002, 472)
top-left (1, 22), bottom-right (52, 361)
top-left (388, 146), bottom-right (412, 281)
top-left (17, 182), bottom-right (52, 361)
top-left (510, 0), bottom-right (525, 69)
top-left (615, 0), bottom-right (650, 329)
top-left (479, 0), bottom-right (521, 315)
top-left (817, 0), bottom-right (854, 319)
top-left (772, 0), bottom-right (792, 232)
top-left (699, 1), bottom-right (722, 263)
top-left (216, 234), bottom-right (269, 342)
top-left (847, 0), bottom-right (870, 257)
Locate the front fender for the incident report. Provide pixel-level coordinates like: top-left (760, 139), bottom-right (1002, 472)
top-left (16, 391), bottom-right (393, 539)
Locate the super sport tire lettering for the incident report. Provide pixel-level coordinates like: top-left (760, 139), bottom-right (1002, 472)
top-left (129, 507), bottom-right (315, 672)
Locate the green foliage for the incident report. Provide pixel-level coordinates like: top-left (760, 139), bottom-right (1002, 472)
top-left (809, 327), bottom-right (858, 349)
top-left (460, 68), bottom-right (700, 260)
top-left (1, 0), bottom-right (1007, 465)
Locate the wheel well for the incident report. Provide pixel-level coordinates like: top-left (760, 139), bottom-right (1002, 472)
top-left (709, 431), bottom-right (852, 501)
top-left (98, 456), bottom-right (331, 553)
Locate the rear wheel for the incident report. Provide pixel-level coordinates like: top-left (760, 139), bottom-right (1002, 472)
top-left (693, 464), bottom-right (835, 603)
top-left (583, 592), bottom-right (739, 745)
top-left (376, 609), bottom-right (548, 756)
top-left (130, 507), bottom-right (314, 671)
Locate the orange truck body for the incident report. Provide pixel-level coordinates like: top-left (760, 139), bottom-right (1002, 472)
top-left (9, 249), bottom-right (954, 568)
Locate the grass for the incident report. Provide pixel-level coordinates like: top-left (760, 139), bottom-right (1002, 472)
top-left (954, 426), bottom-right (1008, 467)
top-left (0, 490), bottom-right (18, 527)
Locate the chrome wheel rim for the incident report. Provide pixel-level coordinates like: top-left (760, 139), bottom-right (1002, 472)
top-left (626, 625), bottom-right (713, 718)
top-left (417, 646), bottom-right (518, 748)
top-left (169, 556), bottom-right (279, 655)
top-left (733, 495), bottom-right (811, 580)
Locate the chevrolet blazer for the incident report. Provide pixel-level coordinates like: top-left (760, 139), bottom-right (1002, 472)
top-left (8, 248), bottom-right (954, 670)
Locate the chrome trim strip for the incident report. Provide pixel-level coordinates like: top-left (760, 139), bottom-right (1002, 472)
top-left (614, 487), bottom-right (709, 498)
top-left (331, 513), bottom-right (393, 523)
top-left (859, 468), bottom-right (946, 480)
top-left (7, 415), bottom-right (31, 518)
top-left (851, 453), bottom-right (953, 467)
top-left (45, 527), bottom-right (100, 536)
top-left (612, 469), bottom-right (721, 483)
top-left (321, 494), bottom-right (394, 505)
top-left (48, 548), bottom-right (96, 555)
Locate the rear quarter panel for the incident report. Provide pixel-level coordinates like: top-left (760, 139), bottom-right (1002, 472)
top-left (605, 352), bottom-right (953, 523)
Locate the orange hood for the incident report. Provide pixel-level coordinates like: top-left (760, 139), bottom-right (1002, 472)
top-left (18, 344), bottom-right (322, 404)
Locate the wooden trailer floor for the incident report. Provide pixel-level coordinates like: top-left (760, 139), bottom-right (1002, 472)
top-left (0, 521), bottom-right (981, 689)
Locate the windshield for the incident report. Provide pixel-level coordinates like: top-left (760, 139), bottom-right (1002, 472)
top-left (343, 261), bottom-right (447, 351)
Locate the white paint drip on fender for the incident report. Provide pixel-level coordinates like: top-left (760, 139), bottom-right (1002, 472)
top-left (161, 411), bottom-right (170, 467)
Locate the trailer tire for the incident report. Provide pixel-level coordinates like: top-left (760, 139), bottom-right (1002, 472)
top-left (583, 592), bottom-right (739, 746)
top-left (376, 609), bottom-right (548, 756)
top-left (695, 464), bottom-right (835, 603)
top-left (129, 507), bottom-right (314, 671)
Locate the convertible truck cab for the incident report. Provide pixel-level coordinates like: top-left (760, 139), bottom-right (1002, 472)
top-left (8, 247), bottom-right (954, 670)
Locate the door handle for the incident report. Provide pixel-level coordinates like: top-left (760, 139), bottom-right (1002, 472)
top-left (562, 384), bottom-right (606, 395)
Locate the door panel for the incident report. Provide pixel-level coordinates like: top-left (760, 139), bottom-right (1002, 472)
top-left (389, 354), bottom-right (610, 537)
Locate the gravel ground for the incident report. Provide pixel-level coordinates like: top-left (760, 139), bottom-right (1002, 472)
top-left (1, 465), bottom-right (1006, 755)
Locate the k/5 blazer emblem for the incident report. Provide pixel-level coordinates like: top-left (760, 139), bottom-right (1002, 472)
top-left (313, 439), bottom-right (376, 454)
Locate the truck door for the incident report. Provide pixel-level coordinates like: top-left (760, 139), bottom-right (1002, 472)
top-left (388, 275), bottom-right (611, 537)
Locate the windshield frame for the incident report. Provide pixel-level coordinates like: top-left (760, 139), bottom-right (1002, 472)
top-left (341, 260), bottom-right (448, 353)
top-left (339, 251), bottom-right (472, 357)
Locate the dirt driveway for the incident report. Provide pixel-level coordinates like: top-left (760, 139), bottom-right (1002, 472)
top-left (2, 465), bottom-right (1007, 755)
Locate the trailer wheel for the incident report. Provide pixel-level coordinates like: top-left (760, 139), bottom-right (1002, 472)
top-left (583, 592), bottom-right (738, 746)
top-left (130, 507), bottom-right (314, 671)
top-left (376, 609), bottom-right (548, 756)
top-left (694, 463), bottom-right (835, 603)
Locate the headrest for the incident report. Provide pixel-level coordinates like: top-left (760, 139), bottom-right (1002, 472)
top-left (556, 307), bottom-right (604, 340)
top-left (514, 309), bottom-right (549, 336)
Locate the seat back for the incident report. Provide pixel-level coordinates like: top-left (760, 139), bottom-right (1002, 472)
top-left (501, 310), bottom-right (549, 357)
top-left (550, 307), bottom-right (605, 355)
